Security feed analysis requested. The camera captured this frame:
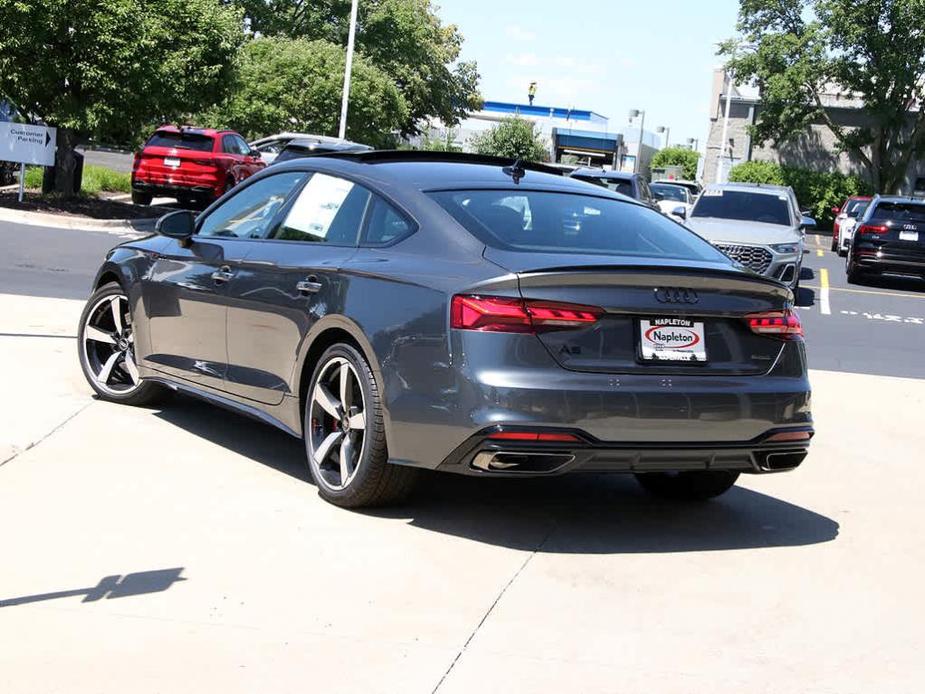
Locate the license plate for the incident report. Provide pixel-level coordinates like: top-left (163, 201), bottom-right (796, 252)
top-left (639, 318), bottom-right (707, 363)
top-left (164, 157), bottom-right (181, 168)
top-left (900, 230), bottom-right (919, 242)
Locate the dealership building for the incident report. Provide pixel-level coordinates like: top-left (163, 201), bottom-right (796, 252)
top-left (422, 100), bottom-right (660, 173)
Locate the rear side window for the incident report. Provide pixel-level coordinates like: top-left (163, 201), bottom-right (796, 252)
top-left (362, 196), bottom-right (414, 246)
top-left (846, 200), bottom-right (869, 218)
top-left (146, 131), bottom-right (214, 152)
top-left (428, 189), bottom-right (729, 262)
top-left (873, 202), bottom-right (925, 223)
top-left (272, 173), bottom-right (370, 245)
top-left (692, 190), bottom-right (791, 226)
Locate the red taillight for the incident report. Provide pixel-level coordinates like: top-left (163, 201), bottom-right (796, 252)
top-left (487, 431), bottom-right (580, 443)
top-left (745, 310), bottom-right (803, 340)
top-left (766, 430), bottom-right (812, 443)
top-left (451, 295), bottom-right (602, 333)
top-left (131, 152), bottom-right (142, 172)
top-left (857, 224), bottom-right (888, 237)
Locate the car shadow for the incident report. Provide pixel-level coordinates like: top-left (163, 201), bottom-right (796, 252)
top-left (852, 273), bottom-right (925, 294)
top-left (153, 396), bottom-right (839, 555)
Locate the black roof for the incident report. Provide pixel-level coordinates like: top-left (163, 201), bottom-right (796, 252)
top-left (321, 149), bottom-right (564, 176)
top-left (571, 168), bottom-right (635, 181)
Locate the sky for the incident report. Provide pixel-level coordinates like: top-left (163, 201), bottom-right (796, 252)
top-left (434, 0), bottom-right (742, 153)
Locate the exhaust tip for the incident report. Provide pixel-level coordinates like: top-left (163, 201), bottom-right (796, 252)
top-left (471, 451), bottom-right (574, 474)
top-left (756, 450), bottom-right (807, 472)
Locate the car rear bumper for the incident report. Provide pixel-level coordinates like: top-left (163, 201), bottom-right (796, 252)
top-left (435, 425), bottom-right (813, 476)
top-left (132, 173), bottom-right (221, 198)
top-left (853, 248), bottom-right (925, 274)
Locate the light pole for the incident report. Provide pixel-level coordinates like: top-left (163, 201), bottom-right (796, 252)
top-left (338, 0), bottom-right (360, 140)
top-left (628, 108), bottom-right (645, 173)
top-left (687, 137), bottom-right (699, 151)
top-left (656, 125), bottom-right (670, 149)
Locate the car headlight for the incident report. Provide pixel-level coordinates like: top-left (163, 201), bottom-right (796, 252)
top-left (770, 243), bottom-right (799, 254)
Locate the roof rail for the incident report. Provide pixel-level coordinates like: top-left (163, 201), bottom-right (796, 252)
top-left (317, 149), bottom-right (564, 176)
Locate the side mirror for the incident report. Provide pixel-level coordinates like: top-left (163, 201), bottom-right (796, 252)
top-left (800, 215), bottom-right (817, 230)
top-left (249, 148), bottom-right (262, 159)
top-left (156, 210), bottom-right (196, 241)
top-left (830, 206), bottom-right (840, 215)
top-left (671, 206), bottom-right (687, 220)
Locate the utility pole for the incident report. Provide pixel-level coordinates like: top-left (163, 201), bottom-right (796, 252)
top-left (338, 0), bottom-right (360, 140)
top-left (656, 125), bottom-right (670, 149)
top-left (628, 109), bottom-right (645, 173)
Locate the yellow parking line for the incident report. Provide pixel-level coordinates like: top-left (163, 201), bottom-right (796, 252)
top-left (814, 234), bottom-right (822, 248)
top-left (816, 249), bottom-right (824, 257)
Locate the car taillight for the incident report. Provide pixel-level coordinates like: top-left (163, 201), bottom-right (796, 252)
top-left (131, 152), bottom-right (141, 172)
top-left (744, 310), bottom-right (803, 340)
top-left (487, 431), bottom-right (580, 442)
top-left (857, 224), bottom-right (888, 237)
top-left (451, 295), bottom-right (602, 333)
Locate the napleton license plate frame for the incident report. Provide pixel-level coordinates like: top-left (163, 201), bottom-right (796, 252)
top-left (164, 157), bottom-right (181, 169)
top-left (637, 317), bottom-right (708, 364)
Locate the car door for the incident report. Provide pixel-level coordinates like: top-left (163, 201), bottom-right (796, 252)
top-left (232, 134), bottom-right (264, 178)
top-left (223, 172), bottom-right (371, 404)
top-left (143, 172), bottom-right (307, 391)
top-left (221, 134), bottom-right (247, 184)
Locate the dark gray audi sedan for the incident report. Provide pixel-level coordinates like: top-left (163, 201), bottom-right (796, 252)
top-left (78, 151), bottom-right (812, 507)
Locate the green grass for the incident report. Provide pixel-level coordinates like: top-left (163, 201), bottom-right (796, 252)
top-left (23, 164), bottom-right (131, 195)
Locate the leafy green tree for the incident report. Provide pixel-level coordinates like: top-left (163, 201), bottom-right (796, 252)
top-left (726, 160), bottom-right (785, 185)
top-left (232, 0), bottom-right (481, 135)
top-left (650, 146), bottom-right (700, 180)
top-left (418, 129), bottom-right (462, 152)
top-left (201, 37), bottom-right (407, 147)
top-left (470, 118), bottom-right (549, 162)
top-left (0, 0), bottom-right (244, 195)
top-left (724, 0), bottom-right (925, 193)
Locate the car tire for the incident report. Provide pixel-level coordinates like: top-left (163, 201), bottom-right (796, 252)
top-left (830, 235), bottom-right (838, 252)
top-left (304, 343), bottom-right (418, 508)
top-left (634, 470), bottom-right (739, 501)
top-left (77, 282), bottom-right (164, 406)
top-left (846, 254), bottom-right (865, 284)
top-left (131, 191), bottom-right (153, 206)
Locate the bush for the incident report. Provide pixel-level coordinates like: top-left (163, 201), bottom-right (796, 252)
top-left (650, 146), bottom-right (700, 180)
top-left (728, 161), bottom-right (871, 230)
top-left (470, 117), bottom-right (548, 162)
top-left (22, 164), bottom-right (130, 195)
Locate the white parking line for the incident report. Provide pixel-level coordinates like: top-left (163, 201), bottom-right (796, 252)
top-left (820, 268), bottom-right (831, 315)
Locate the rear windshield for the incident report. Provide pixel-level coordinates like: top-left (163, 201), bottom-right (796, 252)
top-left (873, 202), bottom-right (925, 223)
top-left (428, 189), bottom-right (730, 262)
top-left (146, 131), bottom-right (214, 152)
top-left (692, 190), bottom-right (791, 226)
top-left (572, 175), bottom-right (634, 198)
top-left (651, 184), bottom-right (688, 202)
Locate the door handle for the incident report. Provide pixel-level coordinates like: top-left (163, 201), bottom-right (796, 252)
top-left (211, 266), bottom-right (234, 283)
top-left (296, 275), bottom-right (322, 295)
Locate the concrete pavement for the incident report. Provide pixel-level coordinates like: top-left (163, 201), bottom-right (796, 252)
top-left (1, 289), bottom-right (924, 693)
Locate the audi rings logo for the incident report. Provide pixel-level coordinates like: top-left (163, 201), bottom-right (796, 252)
top-left (654, 287), bottom-right (699, 304)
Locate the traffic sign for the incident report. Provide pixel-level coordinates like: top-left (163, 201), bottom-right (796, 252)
top-left (0, 122), bottom-right (56, 166)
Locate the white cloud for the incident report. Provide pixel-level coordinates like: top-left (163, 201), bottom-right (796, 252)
top-left (505, 24), bottom-right (537, 41)
top-left (506, 52), bottom-right (540, 68)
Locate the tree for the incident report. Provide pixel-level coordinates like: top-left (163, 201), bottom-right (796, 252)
top-left (231, 0), bottom-right (481, 135)
top-left (201, 37), bottom-right (407, 147)
top-left (0, 0), bottom-right (244, 195)
top-left (650, 146), bottom-right (700, 180)
top-left (470, 118), bottom-right (549, 162)
top-left (724, 0), bottom-right (925, 193)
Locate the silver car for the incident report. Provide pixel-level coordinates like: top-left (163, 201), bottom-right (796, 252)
top-left (681, 183), bottom-right (815, 289)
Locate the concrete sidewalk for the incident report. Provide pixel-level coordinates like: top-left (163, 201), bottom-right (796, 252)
top-left (1, 293), bottom-right (923, 693)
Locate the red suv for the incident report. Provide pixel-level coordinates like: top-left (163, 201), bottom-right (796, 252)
top-left (131, 126), bottom-right (265, 206)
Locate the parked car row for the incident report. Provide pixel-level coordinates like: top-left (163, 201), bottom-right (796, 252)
top-left (130, 125), bottom-right (372, 207)
top-left (844, 195), bottom-right (925, 284)
top-left (82, 150), bottom-right (813, 508)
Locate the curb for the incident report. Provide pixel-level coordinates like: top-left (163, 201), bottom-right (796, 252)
top-left (0, 205), bottom-right (155, 234)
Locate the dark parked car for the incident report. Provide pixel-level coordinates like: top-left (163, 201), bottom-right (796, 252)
top-left (569, 168), bottom-right (660, 210)
top-left (78, 152), bottom-right (813, 508)
top-left (272, 137), bottom-right (373, 165)
top-left (131, 126), bottom-right (265, 206)
top-left (846, 195), bottom-right (925, 283)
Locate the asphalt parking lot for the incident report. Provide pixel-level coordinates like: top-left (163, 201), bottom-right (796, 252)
top-left (1, 225), bottom-right (923, 693)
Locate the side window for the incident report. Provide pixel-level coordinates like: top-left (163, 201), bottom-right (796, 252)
top-left (271, 173), bottom-right (370, 245)
top-left (362, 196), bottom-right (415, 246)
top-left (221, 135), bottom-right (237, 154)
top-left (233, 135), bottom-right (251, 155)
top-left (197, 172), bottom-right (306, 239)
